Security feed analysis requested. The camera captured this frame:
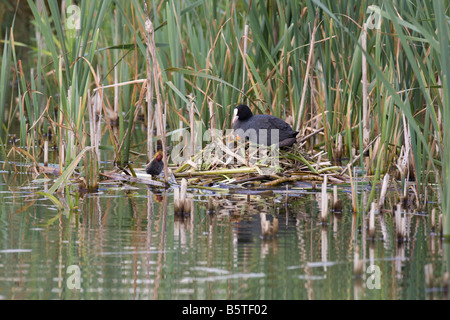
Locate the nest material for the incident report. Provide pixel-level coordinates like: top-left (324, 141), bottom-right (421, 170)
top-left (173, 135), bottom-right (347, 187)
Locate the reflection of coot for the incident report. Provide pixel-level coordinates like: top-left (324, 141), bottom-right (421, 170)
top-left (232, 104), bottom-right (298, 147)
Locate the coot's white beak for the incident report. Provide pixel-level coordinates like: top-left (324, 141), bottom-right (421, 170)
top-left (232, 108), bottom-right (238, 123)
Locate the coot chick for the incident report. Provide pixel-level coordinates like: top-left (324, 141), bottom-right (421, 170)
top-left (146, 151), bottom-right (164, 177)
top-left (233, 104), bottom-right (298, 147)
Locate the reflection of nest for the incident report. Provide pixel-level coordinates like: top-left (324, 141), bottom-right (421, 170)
top-left (173, 134), bottom-right (348, 187)
top-left (202, 194), bottom-right (271, 220)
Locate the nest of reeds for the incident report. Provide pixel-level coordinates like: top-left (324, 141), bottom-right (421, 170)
top-left (172, 134), bottom-right (347, 188)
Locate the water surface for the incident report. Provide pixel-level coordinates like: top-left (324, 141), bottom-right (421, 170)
top-left (0, 171), bottom-right (447, 300)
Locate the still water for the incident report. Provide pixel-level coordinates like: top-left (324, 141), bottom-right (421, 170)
top-left (0, 170), bottom-right (447, 300)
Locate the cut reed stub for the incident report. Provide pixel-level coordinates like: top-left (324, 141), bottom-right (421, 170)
top-left (379, 173), bottom-right (390, 209)
top-left (174, 178), bottom-right (191, 215)
top-left (368, 202), bottom-right (376, 241)
top-left (430, 208), bottom-right (436, 235)
top-left (332, 184), bottom-right (343, 213)
top-left (395, 204), bottom-right (408, 243)
top-left (260, 213), bottom-right (279, 239)
top-left (43, 140), bottom-right (49, 167)
top-left (333, 133), bottom-right (343, 166)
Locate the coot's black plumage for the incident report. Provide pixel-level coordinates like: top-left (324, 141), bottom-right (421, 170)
top-left (232, 104), bottom-right (298, 147)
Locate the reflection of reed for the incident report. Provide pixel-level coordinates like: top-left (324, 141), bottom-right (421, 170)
top-left (321, 227), bottom-right (328, 271)
top-left (145, 189), bottom-right (154, 298)
top-left (153, 193), bottom-right (168, 299)
top-left (320, 175), bottom-right (328, 224)
top-left (5, 170), bottom-right (446, 300)
top-left (379, 212), bottom-right (389, 247)
top-left (353, 245), bottom-right (364, 277)
top-left (395, 244), bottom-right (406, 279)
top-left (260, 213), bottom-right (278, 238)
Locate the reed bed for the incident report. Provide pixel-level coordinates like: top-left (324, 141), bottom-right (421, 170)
top-left (0, 0), bottom-right (448, 236)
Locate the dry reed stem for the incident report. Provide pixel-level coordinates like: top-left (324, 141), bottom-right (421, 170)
top-left (340, 134), bottom-right (381, 175)
top-left (143, 1), bottom-right (155, 162)
top-left (296, 12), bottom-right (319, 132)
top-left (241, 24), bottom-right (249, 104)
top-left (361, 25), bottom-right (369, 152)
top-left (143, 7), bottom-right (168, 183)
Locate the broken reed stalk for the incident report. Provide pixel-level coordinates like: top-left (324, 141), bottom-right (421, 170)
top-left (86, 88), bottom-right (101, 190)
top-left (321, 175), bottom-right (328, 223)
top-left (369, 202), bottom-right (376, 240)
top-left (43, 140), bottom-right (48, 167)
top-left (379, 173), bottom-right (390, 208)
top-left (241, 24), bottom-right (249, 104)
top-left (208, 101), bottom-right (216, 142)
top-left (143, 1), bottom-right (154, 162)
top-left (395, 204), bottom-right (407, 243)
top-left (296, 13), bottom-right (318, 132)
top-left (174, 178), bottom-right (191, 214)
top-left (335, 132), bottom-right (343, 162)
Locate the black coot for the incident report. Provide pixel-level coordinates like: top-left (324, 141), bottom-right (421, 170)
top-left (232, 104), bottom-right (298, 147)
top-left (146, 151), bottom-right (164, 177)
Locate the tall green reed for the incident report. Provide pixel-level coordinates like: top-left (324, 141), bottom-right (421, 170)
top-left (0, 0), bottom-right (447, 236)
